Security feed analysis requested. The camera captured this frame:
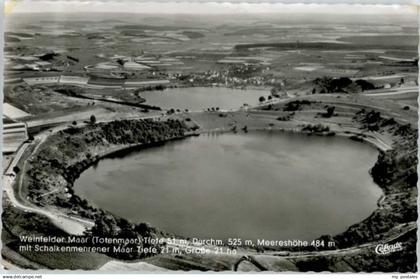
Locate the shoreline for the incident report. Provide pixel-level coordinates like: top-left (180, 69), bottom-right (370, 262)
top-left (4, 99), bottom-right (417, 270)
top-left (59, 116), bottom-right (388, 235)
top-left (71, 125), bottom-right (387, 240)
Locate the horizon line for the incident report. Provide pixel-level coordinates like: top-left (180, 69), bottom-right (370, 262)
top-left (5, 1), bottom-right (418, 15)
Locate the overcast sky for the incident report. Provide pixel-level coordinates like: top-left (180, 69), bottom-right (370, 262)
top-left (5, 0), bottom-right (419, 15)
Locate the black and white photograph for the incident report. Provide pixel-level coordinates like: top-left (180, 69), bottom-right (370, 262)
top-left (1, 0), bottom-right (418, 275)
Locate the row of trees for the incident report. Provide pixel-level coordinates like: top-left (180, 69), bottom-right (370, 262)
top-left (259, 95), bottom-right (273, 103)
top-left (312, 77), bottom-right (375, 94)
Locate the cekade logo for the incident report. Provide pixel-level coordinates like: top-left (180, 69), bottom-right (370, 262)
top-left (375, 242), bottom-right (403, 255)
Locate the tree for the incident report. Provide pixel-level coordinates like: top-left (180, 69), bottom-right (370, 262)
top-left (355, 79), bottom-right (375, 91)
top-left (321, 106), bottom-right (335, 118)
top-left (72, 120), bottom-right (77, 125)
top-left (270, 87), bottom-right (278, 95)
top-left (268, 95), bottom-right (272, 100)
top-left (90, 115), bottom-right (96, 124)
top-left (13, 166), bottom-right (20, 174)
top-left (259, 96), bottom-right (266, 102)
top-left (116, 58), bottom-right (125, 66)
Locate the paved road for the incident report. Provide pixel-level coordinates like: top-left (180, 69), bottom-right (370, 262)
top-left (361, 86), bottom-right (418, 97)
top-left (3, 113), bottom-right (168, 235)
top-left (3, 135), bottom-right (94, 235)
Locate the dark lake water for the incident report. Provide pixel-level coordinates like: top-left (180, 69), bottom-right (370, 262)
top-left (141, 87), bottom-right (268, 111)
top-left (74, 131), bottom-right (381, 241)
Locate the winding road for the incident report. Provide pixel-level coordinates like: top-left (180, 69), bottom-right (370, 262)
top-left (3, 113), bottom-right (166, 235)
top-left (3, 129), bottom-right (94, 235)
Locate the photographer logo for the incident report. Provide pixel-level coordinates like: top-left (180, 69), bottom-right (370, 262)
top-left (375, 242), bottom-right (403, 255)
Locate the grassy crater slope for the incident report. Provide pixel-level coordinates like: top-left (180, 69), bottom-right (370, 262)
top-left (3, 119), bottom-right (191, 266)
